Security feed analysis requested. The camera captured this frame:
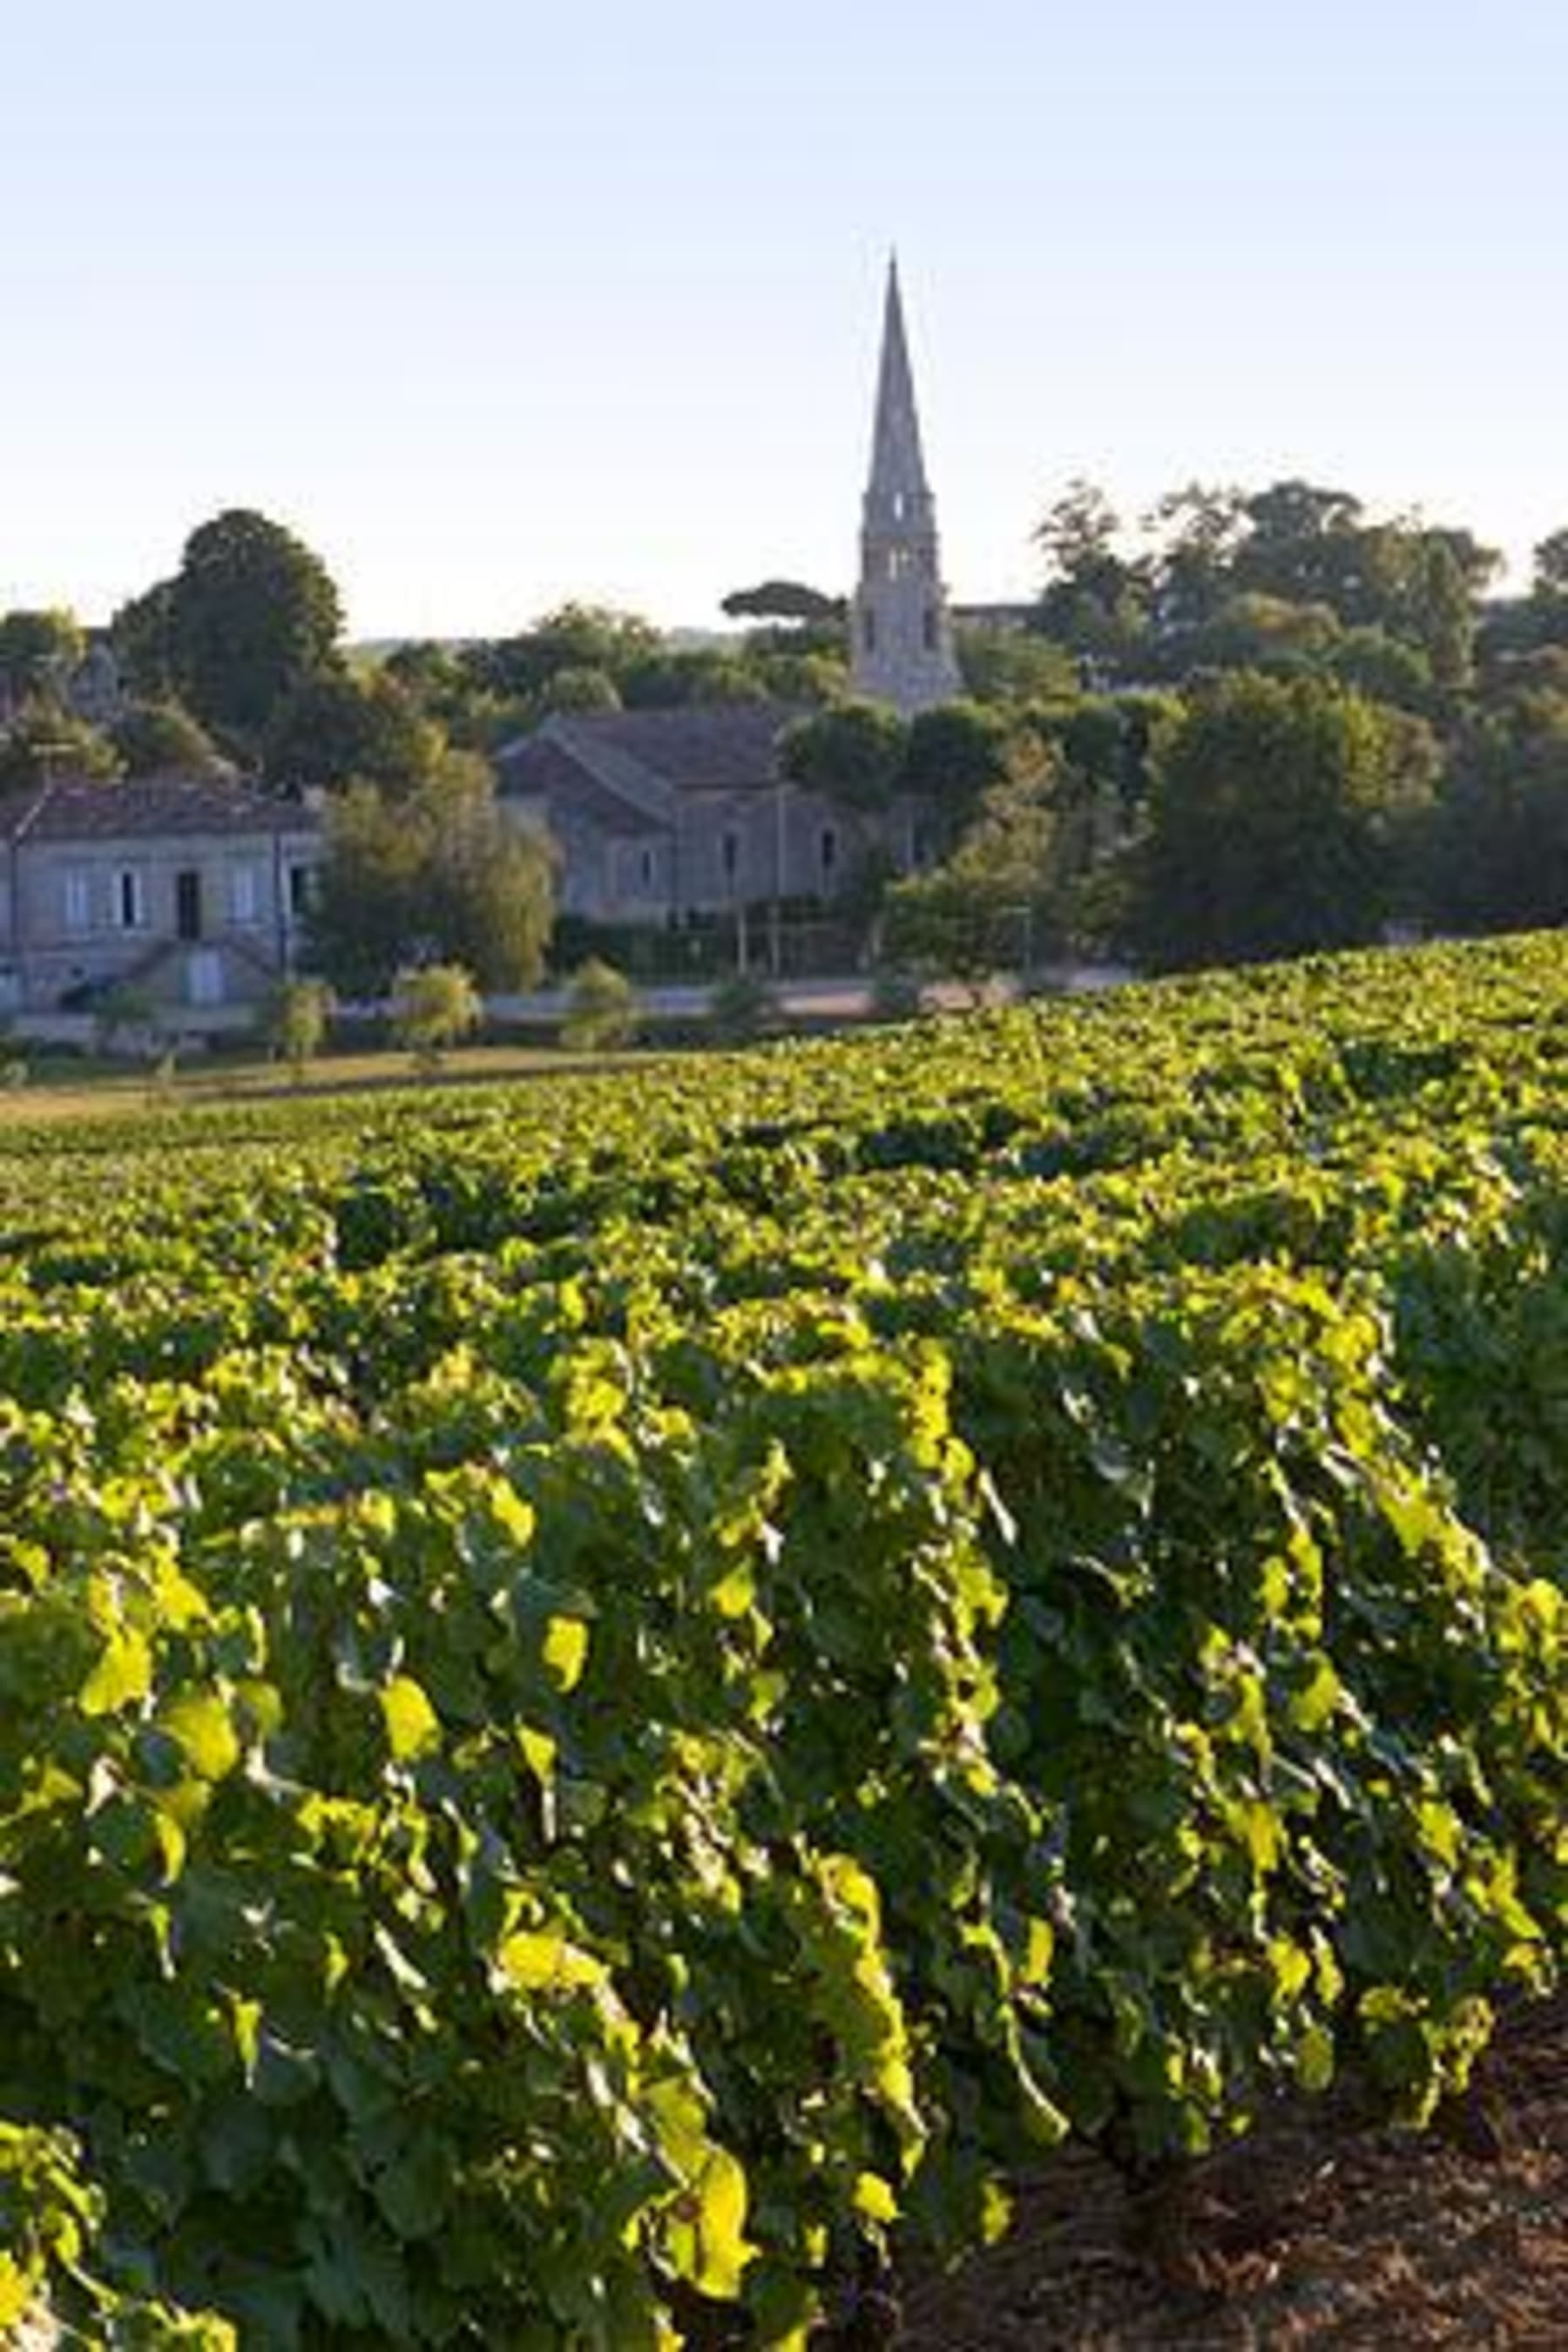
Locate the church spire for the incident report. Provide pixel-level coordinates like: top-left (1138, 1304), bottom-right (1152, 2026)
top-left (850, 256), bottom-right (960, 713)
top-left (868, 254), bottom-right (929, 500)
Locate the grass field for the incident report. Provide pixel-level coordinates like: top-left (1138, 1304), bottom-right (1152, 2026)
top-left (0, 1039), bottom-right (653, 1124)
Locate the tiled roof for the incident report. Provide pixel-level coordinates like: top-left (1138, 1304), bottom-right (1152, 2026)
top-left (497, 702), bottom-right (806, 812)
top-left (500, 733), bottom-right (665, 837)
top-left (0, 773), bottom-right (318, 845)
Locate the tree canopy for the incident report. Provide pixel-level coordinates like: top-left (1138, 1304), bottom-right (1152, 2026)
top-left (115, 509), bottom-right (343, 747)
top-left (0, 700), bottom-right (122, 790)
top-left (112, 699), bottom-right (226, 777)
top-left (780, 700), bottom-right (907, 814)
top-left (0, 609), bottom-right (85, 702)
top-left (720, 580), bottom-right (847, 625)
top-left (308, 760), bottom-right (553, 997)
top-left (262, 670), bottom-right (443, 797)
top-left (1134, 672), bottom-right (1439, 969)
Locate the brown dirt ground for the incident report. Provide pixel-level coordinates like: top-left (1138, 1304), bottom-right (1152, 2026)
top-left (882, 1992), bottom-right (1567, 2349)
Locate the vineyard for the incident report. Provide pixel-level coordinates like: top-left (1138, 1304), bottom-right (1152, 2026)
top-left (0, 935), bottom-right (1565, 2346)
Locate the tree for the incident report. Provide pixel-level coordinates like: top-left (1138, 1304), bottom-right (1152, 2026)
top-left (883, 753), bottom-right (1059, 988)
top-left (1036, 477), bottom-right (1123, 583)
top-left (560, 958), bottom-right (640, 1051)
top-left (422, 758), bottom-right (555, 990)
top-left (270, 977), bottom-right (335, 1078)
top-left (955, 625), bottom-right (1077, 706)
top-left (1427, 690), bottom-right (1568, 933)
top-left (1143, 483), bottom-right (1247, 631)
top-left (745, 647), bottom-right (847, 705)
top-left (308, 760), bottom-right (552, 997)
top-left (1031, 690), bottom-right (1179, 896)
top-left (619, 651), bottom-right (761, 708)
top-left (900, 700), bottom-right (1014, 820)
top-left (472, 604), bottom-right (660, 703)
top-left (392, 963), bottom-right (483, 1069)
top-left (1187, 591), bottom-right (1342, 674)
top-left (1135, 671), bottom-right (1440, 970)
top-left (1032, 479), bottom-right (1151, 672)
top-left (536, 666), bottom-right (623, 716)
top-left (780, 700), bottom-right (907, 817)
top-left (377, 640), bottom-right (504, 748)
top-left (161, 508), bottom-right (343, 742)
top-left (112, 700), bottom-right (226, 777)
top-left (1403, 532), bottom-right (1481, 690)
top-left (720, 581), bottom-right (847, 625)
top-left (0, 701), bottom-right (122, 789)
top-left (1325, 628), bottom-right (1435, 712)
top-left (0, 609), bottom-right (84, 701)
top-left (1534, 529), bottom-right (1568, 599)
top-left (262, 671), bottom-right (442, 796)
top-left (1220, 486), bottom-right (1496, 681)
top-left (111, 581), bottom-right (179, 700)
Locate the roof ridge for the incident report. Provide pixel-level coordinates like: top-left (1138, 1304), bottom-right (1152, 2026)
top-left (547, 716), bottom-right (676, 823)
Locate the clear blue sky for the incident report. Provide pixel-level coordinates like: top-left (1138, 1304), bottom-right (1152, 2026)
top-left (3, 1), bottom-right (1564, 638)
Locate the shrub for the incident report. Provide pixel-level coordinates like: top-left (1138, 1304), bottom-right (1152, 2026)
top-left (559, 958), bottom-right (640, 1053)
top-left (392, 963), bottom-right (483, 1070)
top-left (707, 969), bottom-right (779, 1044)
top-left (269, 977), bottom-right (335, 1080)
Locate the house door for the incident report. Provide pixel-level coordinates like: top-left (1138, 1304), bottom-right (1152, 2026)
top-left (186, 950), bottom-right (224, 1007)
top-left (176, 869), bottom-right (203, 942)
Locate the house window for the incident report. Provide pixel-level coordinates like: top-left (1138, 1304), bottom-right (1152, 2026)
top-left (229, 863), bottom-right (259, 924)
top-left (819, 825), bottom-right (839, 880)
top-left (287, 862), bottom-right (314, 919)
top-left (720, 830), bottom-right (740, 884)
top-left (923, 605), bottom-right (938, 651)
top-left (639, 847), bottom-right (655, 891)
top-left (63, 871), bottom-right (91, 933)
top-left (117, 868), bottom-right (146, 930)
top-left (176, 869), bottom-right (203, 943)
top-left (862, 610), bottom-right (876, 653)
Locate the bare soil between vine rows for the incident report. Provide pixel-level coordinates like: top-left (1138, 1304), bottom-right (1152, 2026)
top-left (878, 1991), bottom-right (1567, 2349)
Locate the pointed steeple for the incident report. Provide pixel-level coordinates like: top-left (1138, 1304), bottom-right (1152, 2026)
top-left (850, 257), bottom-right (960, 714)
top-left (867, 254), bottom-right (929, 503)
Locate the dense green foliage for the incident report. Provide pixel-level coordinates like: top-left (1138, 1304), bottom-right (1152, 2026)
top-left (0, 936), bottom-right (1564, 2343)
top-left (150, 510), bottom-right (345, 747)
top-left (308, 764), bottom-right (553, 996)
top-left (1136, 672), bottom-right (1439, 967)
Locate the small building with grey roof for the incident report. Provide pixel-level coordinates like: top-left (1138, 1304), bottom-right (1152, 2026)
top-left (0, 771), bottom-right (321, 1024)
top-left (496, 702), bottom-right (931, 930)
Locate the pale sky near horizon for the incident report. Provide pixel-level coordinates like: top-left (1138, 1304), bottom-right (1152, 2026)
top-left (3, 2), bottom-right (1565, 639)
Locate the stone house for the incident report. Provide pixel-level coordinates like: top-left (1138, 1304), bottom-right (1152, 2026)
top-left (495, 702), bottom-right (931, 929)
top-left (0, 772), bottom-right (321, 1026)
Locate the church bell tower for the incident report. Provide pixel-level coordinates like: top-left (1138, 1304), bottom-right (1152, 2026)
top-left (849, 257), bottom-right (961, 713)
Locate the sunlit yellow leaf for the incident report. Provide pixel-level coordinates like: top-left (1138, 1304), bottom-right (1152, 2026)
top-left (542, 1615), bottom-right (589, 1693)
top-left (0, 2253), bottom-right (35, 2327)
top-left (497, 1929), bottom-right (604, 1992)
top-left (670, 2145), bottom-right (753, 2301)
top-left (380, 1674), bottom-right (442, 1761)
top-left (852, 2170), bottom-right (897, 2224)
top-left (160, 1692), bottom-right (241, 1781)
top-left (79, 1628), bottom-right (152, 1716)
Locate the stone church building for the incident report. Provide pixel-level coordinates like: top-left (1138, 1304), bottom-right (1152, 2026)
top-left (496, 260), bottom-right (961, 932)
